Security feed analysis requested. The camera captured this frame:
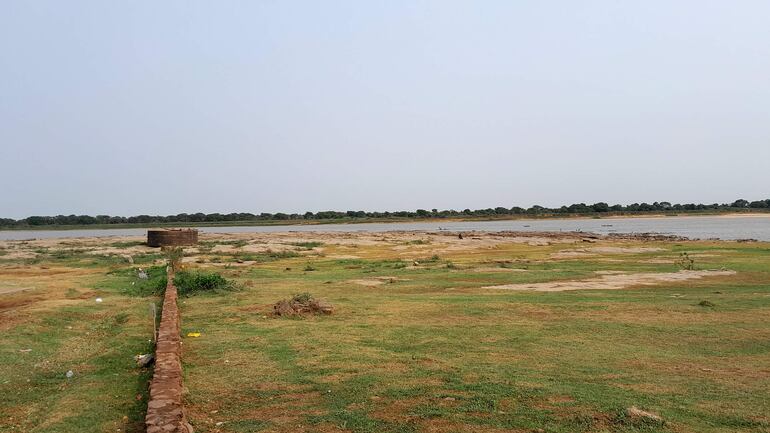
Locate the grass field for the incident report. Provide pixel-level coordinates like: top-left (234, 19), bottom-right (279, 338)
top-left (1, 231), bottom-right (768, 433)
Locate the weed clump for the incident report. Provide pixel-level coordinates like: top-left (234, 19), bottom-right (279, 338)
top-left (273, 292), bottom-right (333, 316)
top-left (174, 270), bottom-right (234, 296)
top-left (406, 239), bottom-right (429, 245)
top-left (698, 300), bottom-right (716, 307)
top-left (291, 241), bottom-right (323, 249)
top-left (677, 252), bottom-right (695, 270)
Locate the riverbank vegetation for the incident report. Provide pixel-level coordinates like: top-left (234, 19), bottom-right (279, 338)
top-left (1, 199), bottom-right (769, 230)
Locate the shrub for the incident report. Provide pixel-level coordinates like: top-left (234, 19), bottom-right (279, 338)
top-left (677, 252), bottom-right (695, 270)
top-left (292, 292), bottom-right (314, 303)
top-left (162, 247), bottom-right (184, 271)
top-left (173, 270), bottom-right (234, 295)
top-left (291, 242), bottom-right (323, 249)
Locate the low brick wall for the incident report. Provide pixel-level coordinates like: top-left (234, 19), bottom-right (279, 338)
top-left (146, 268), bottom-right (192, 433)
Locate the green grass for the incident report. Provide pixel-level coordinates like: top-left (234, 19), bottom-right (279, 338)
top-left (177, 240), bottom-right (770, 433)
top-left (2, 235), bottom-right (769, 432)
top-left (0, 297), bottom-right (156, 433)
top-left (174, 270), bottom-right (235, 296)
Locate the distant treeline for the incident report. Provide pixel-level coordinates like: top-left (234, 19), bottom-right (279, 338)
top-left (2, 199), bottom-right (769, 228)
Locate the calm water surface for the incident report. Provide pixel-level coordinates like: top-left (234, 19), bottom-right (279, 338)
top-left (1, 215), bottom-right (769, 241)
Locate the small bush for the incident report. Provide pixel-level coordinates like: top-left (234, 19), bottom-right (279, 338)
top-left (174, 270), bottom-right (234, 296)
top-left (292, 292), bottom-right (314, 303)
top-left (677, 252), bottom-right (695, 270)
top-left (304, 264), bottom-right (317, 272)
top-left (291, 241), bottom-right (323, 249)
top-left (163, 247), bottom-right (184, 271)
top-left (406, 239), bottom-right (429, 245)
top-left (110, 240), bottom-right (145, 248)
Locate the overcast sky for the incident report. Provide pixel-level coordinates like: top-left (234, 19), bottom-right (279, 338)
top-left (1, 1), bottom-right (769, 218)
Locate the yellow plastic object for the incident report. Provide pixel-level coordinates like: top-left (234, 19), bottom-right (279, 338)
top-left (186, 332), bottom-right (201, 337)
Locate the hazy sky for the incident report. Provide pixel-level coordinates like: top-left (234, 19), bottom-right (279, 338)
top-left (2, 1), bottom-right (769, 218)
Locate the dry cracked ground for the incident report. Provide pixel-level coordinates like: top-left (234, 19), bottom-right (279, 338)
top-left (1, 230), bottom-right (769, 433)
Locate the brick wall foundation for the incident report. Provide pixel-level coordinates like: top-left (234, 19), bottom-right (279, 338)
top-left (146, 268), bottom-right (193, 433)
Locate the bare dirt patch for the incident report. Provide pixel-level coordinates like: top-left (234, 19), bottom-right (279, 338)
top-left (551, 246), bottom-right (664, 259)
top-left (349, 276), bottom-right (408, 287)
top-left (471, 267), bottom-right (528, 273)
top-left (483, 270), bottom-right (736, 292)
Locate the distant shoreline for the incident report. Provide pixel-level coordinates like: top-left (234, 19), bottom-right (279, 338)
top-left (1, 210), bottom-right (768, 232)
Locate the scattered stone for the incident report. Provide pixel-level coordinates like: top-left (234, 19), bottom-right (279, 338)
top-left (135, 353), bottom-right (155, 368)
top-left (65, 370), bottom-right (74, 379)
top-left (137, 268), bottom-right (148, 280)
top-left (626, 406), bottom-right (663, 423)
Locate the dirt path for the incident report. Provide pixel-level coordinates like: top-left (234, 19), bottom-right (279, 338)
top-left (0, 287), bottom-right (34, 295)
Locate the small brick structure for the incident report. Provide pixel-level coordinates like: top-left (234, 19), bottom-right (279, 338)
top-left (147, 228), bottom-right (199, 247)
top-left (145, 268), bottom-right (193, 433)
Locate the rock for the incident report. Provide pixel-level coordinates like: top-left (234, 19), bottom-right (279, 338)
top-left (626, 406), bottom-right (663, 423)
top-left (137, 269), bottom-right (148, 280)
top-left (135, 353), bottom-right (155, 367)
top-left (310, 299), bottom-right (334, 315)
top-left (273, 300), bottom-right (295, 316)
top-left (65, 370), bottom-right (74, 379)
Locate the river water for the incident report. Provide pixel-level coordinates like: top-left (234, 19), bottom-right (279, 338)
top-left (1, 215), bottom-right (769, 242)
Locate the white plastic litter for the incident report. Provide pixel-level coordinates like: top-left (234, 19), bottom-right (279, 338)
top-left (95, 297), bottom-right (103, 303)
